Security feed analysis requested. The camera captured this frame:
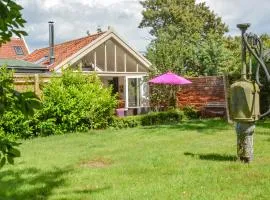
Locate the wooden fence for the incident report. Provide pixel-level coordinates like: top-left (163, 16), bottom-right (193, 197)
top-left (13, 73), bottom-right (54, 95)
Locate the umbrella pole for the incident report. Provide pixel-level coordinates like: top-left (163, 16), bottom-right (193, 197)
top-left (169, 85), bottom-right (177, 109)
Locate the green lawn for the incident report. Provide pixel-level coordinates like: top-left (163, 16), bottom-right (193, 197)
top-left (1, 119), bottom-right (270, 200)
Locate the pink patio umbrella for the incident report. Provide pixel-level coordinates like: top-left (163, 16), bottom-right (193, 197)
top-left (148, 71), bottom-right (192, 109)
top-left (148, 71), bottom-right (192, 85)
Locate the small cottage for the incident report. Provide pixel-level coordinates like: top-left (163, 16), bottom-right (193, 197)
top-left (23, 22), bottom-right (152, 114)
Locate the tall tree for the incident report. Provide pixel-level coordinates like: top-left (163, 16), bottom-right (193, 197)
top-left (195, 34), bottom-right (242, 76)
top-left (139, 0), bottom-right (227, 37)
top-left (222, 36), bottom-right (242, 77)
top-left (139, 0), bottom-right (232, 76)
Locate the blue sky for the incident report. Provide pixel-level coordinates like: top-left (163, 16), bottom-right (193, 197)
top-left (18, 0), bottom-right (270, 52)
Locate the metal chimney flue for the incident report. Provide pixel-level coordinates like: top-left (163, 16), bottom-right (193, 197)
top-left (48, 21), bottom-right (55, 64)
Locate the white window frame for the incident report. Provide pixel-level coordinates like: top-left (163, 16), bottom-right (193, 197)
top-left (125, 75), bottom-right (144, 109)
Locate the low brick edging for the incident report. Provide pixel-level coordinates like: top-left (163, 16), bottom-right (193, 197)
top-left (177, 76), bottom-right (227, 117)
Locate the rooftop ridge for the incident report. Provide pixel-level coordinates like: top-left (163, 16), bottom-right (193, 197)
top-left (31, 31), bottom-right (106, 53)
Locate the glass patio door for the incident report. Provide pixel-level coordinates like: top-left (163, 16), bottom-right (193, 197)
top-left (125, 76), bottom-right (149, 109)
top-left (127, 77), bottom-right (140, 108)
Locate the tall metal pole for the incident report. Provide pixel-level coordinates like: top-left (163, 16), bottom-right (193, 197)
top-left (231, 24), bottom-right (270, 163)
top-left (235, 23), bottom-right (254, 163)
top-left (49, 21), bottom-right (55, 64)
top-left (237, 23), bottom-right (250, 80)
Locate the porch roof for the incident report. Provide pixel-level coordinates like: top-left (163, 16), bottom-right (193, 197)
top-left (0, 59), bottom-right (47, 73)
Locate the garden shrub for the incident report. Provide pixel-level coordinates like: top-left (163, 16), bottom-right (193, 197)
top-left (149, 84), bottom-right (179, 111)
top-left (33, 70), bottom-right (117, 136)
top-left (0, 129), bottom-right (21, 168)
top-left (0, 110), bottom-right (33, 139)
top-left (29, 117), bottom-right (63, 137)
top-left (0, 66), bottom-right (39, 139)
top-left (0, 66), bottom-right (40, 167)
top-left (109, 110), bottom-right (184, 129)
top-left (182, 105), bottom-right (200, 119)
top-left (110, 116), bottom-right (141, 129)
top-left (141, 110), bottom-right (184, 126)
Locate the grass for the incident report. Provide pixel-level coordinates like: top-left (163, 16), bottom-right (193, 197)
top-left (1, 119), bottom-right (270, 200)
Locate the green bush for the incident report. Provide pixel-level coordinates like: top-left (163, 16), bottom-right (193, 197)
top-left (0, 129), bottom-right (21, 168)
top-left (109, 110), bottom-right (184, 129)
top-left (32, 70), bottom-right (118, 136)
top-left (0, 66), bottom-right (39, 139)
top-left (110, 116), bottom-right (141, 129)
top-left (29, 117), bottom-right (63, 137)
top-left (0, 110), bottom-right (33, 139)
top-left (182, 105), bottom-right (200, 119)
top-left (0, 66), bottom-right (40, 167)
top-left (141, 110), bottom-right (184, 126)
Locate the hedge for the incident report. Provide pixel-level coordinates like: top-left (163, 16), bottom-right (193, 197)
top-left (111, 110), bottom-right (184, 129)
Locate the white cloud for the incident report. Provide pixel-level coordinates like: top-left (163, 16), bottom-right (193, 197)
top-left (18, 0), bottom-right (150, 52)
top-left (18, 0), bottom-right (270, 52)
top-left (197, 0), bottom-right (270, 35)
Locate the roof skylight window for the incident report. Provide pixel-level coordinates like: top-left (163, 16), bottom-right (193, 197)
top-left (13, 46), bottom-right (24, 55)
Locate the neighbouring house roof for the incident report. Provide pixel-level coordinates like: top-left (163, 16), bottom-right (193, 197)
top-left (24, 32), bottom-right (105, 70)
top-left (0, 37), bottom-right (29, 59)
top-left (0, 58), bottom-right (47, 73)
top-left (24, 29), bottom-right (151, 72)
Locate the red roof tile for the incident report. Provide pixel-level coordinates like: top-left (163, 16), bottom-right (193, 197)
top-left (24, 32), bottom-right (105, 70)
top-left (0, 38), bottom-right (29, 59)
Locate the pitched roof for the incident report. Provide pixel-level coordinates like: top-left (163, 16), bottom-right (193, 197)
top-left (24, 32), bottom-right (105, 70)
top-left (0, 38), bottom-right (29, 59)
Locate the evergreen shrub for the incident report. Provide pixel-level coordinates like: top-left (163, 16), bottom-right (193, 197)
top-left (110, 116), bottom-right (141, 129)
top-left (140, 110), bottom-right (184, 126)
top-left (31, 70), bottom-right (118, 136)
top-left (182, 105), bottom-right (200, 119)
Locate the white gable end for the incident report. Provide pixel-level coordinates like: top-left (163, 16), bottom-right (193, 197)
top-left (54, 30), bottom-right (151, 73)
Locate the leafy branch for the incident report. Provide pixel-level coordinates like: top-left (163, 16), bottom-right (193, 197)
top-left (0, 67), bottom-right (41, 169)
top-left (0, 0), bottom-right (27, 45)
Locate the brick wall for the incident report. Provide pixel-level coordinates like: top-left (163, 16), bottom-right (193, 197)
top-left (177, 76), bottom-right (227, 117)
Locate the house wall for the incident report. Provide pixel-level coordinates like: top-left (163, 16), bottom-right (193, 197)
top-left (177, 76), bottom-right (228, 118)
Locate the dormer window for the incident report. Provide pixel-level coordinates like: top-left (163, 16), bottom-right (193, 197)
top-left (13, 46), bottom-right (24, 55)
